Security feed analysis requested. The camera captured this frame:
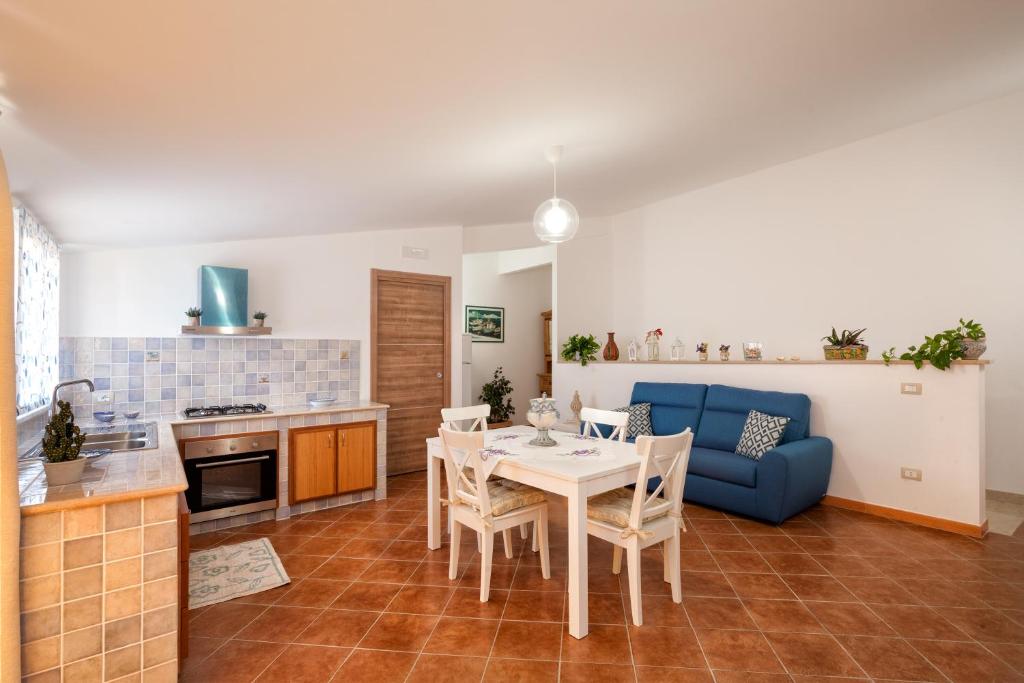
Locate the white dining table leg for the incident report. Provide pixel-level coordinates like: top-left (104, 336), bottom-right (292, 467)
top-left (427, 454), bottom-right (442, 550)
top-left (567, 489), bottom-right (589, 639)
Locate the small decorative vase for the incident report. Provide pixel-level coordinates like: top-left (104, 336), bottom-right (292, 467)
top-left (743, 342), bottom-right (763, 361)
top-left (253, 318), bottom-right (265, 328)
top-left (43, 458), bottom-right (86, 486)
top-left (627, 338), bottom-right (639, 362)
top-left (603, 333), bottom-right (619, 361)
top-left (188, 316), bottom-right (200, 327)
top-left (569, 390), bottom-right (583, 423)
top-left (526, 395), bottom-right (559, 447)
top-left (698, 351), bottom-right (709, 362)
top-left (720, 350), bottom-right (730, 361)
top-left (670, 338), bottom-right (684, 361)
top-left (960, 337), bottom-right (987, 360)
top-left (646, 341), bottom-right (660, 361)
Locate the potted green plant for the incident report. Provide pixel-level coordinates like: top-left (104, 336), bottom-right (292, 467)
top-left (252, 311), bottom-right (268, 328)
top-left (560, 334), bottom-right (600, 366)
top-left (956, 318), bottom-right (987, 359)
top-left (185, 306), bottom-right (202, 326)
top-left (42, 400), bottom-right (88, 485)
top-left (479, 367), bottom-right (514, 428)
top-left (822, 327), bottom-right (869, 360)
top-left (882, 317), bottom-right (987, 369)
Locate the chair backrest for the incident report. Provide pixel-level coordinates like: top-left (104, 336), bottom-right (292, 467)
top-left (580, 406), bottom-right (628, 442)
top-left (437, 426), bottom-right (494, 518)
top-left (441, 404), bottom-right (491, 432)
top-left (628, 429), bottom-right (694, 530)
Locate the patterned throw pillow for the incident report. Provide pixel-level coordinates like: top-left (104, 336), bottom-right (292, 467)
top-left (613, 402), bottom-right (653, 439)
top-left (735, 410), bottom-right (790, 460)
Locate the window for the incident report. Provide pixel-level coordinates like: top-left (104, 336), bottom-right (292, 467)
top-left (14, 204), bottom-right (59, 415)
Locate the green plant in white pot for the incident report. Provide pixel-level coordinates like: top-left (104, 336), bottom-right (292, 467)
top-left (253, 311), bottom-right (268, 328)
top-left (42, 400), bottom-right (88, 485)
top-left (560, 334), bottom-right (600, 366)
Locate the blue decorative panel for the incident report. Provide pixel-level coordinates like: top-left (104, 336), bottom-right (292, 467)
top-left (200, 265), bottom-right (248, 327)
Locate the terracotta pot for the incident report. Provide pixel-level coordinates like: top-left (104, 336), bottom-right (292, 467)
top-left (823, 345), bottom-right (869, 361)
top-left (44, 458), bottom-right (86, 486)
top-left (960, 337), bottom-right (986, 360)
top-left (603, 333), bottom-right (619, 361)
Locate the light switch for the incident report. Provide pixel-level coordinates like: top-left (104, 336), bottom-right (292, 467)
top-left (900, 382), bottom-right (922, 395)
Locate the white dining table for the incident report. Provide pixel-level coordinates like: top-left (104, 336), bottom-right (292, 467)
top-left (425, 424), bottom-right (656, 639)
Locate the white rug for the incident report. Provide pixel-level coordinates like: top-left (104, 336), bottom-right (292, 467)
top-left (189, 537), bottom-right (291, 609)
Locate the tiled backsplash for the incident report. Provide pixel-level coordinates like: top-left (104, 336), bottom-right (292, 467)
top-left (59, 336), bottom-right (360, 417)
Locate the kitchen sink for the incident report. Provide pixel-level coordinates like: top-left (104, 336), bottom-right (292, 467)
top-left (81, 423), bottom-right (159, 452)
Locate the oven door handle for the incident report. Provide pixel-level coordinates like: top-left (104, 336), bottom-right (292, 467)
top-left (194, 455), bottom-right (271, 469)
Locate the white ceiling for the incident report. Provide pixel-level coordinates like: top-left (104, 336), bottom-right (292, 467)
top-left (1, 1), bottom-right (1023, 247)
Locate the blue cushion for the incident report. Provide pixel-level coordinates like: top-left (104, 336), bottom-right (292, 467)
top-left (687, 447), bottom-right (757, 488)
top-left (630, 382), bottom-right (707, 436)
top-left (694, 384), bottom-right (810, 451)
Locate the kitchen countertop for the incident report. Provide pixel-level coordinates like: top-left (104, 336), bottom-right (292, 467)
top-left (18, 400), bottom-right (389, 514)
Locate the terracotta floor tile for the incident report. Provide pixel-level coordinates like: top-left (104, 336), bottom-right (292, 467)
top-left (838, 576), bottom-right (921, 605)
top-left (726, 573), bottom-right (796, 599)
top-left (559, 661), bottom-right (636, 682)
top-left (511, 564), bottom-right (566, 592)
top-left (699, 534), bottom-right (754, 552)
top-left (870, 603), bottom-right (971, 640)
top-left (267, 535), bottom-right (315, 555)
top-left (899, 577), bottom-right (989, 607)
top-left (278, 554), bottom-right (328, 578)
top-left (684, 596), bottom-right (756, 630)
top-left (634, 666), bottom-right (713, 682)
top-left (584, 592), bottom-right (624, 624)
top-left (275, 579), bottom-right (350, 608)
top-left (764, 632), bottom-right (865, 677)
top-left (406, 653), bottom-right (488, 682)
top-left (762, 552), bottom-right (827, 575)
top-left (986, 642), bottom-right (1024, 673)
top-left (359, 522), bottom-right (411, 540)
top-left (483, 657), bottom-right (559, 682)
top-left (690, 519), bottom-right (740, 534)
top-left (628, 624), bottom-right (705, 668)
top-left (491, 620), bottom-right (562, 660)
top-left (291, 535), bottom-right (349, 556)
top-left (781, 574), bottom-right (857, 602)
top-left (503, 589), bottom-right (565, 622)
top-left (422, 616), bottom-right (499, 657)
top-left (359, 559), bottom-right (420, 583)
top-left (804, 601), bottom-right (896, 636)
top-left (681, 570), bottom-right (736, 598)
top-left (359, 612), bottom-right (438, 652)
top-left (334, 648), bottom-right (416, 682)
top-left (561, 623), bottom-right (632, 664)
top-left (385, 585), bottom-right (453, 615)
top-left (712, 672), bottom-right (791, 683)
top-left (811, 554), bottom-right (884, 577)
top-left (380, 540), bottom-right (429, 562)
top-left (697, 628), bottom-right (784, 672)
top-left (336, 538), bottom-right (391, 559)
top-left (680, 550), bottom-right (719, 572)
top-left (294, 609), bottom-right (378, 648)
top-left (234, 605), bottom-right (322, 643)
top-left (935, 606), bottom-right (1024, 643)
top-left (254, 644), bottom-right (349, 682)
top-left (461, 563), bottom-right (518, 591)
top-left (908, 638), bottom-right (1022, 682)
top-left (745, 535), bottom-right (802, 553)
top-left (188, 602), bottom-right (267, 638)
top-left (836, 635), bottom-right (943, 681)
top-left (742, 598), bottom-right (825, 633)
top-left (632, 594), bottom-right (688, 627)
top-left (330, 581), bottom-right (401, 611)
top-left (713, 551), bottom-right (773, 573)
top-left (443, 587), bottom-right (509, 619)
top-left (410, 561), bottom-right (466, 587)
top-left (310, 556), bottom-right (372, 582)
top-left (181, 639), bottom-right (285, 683)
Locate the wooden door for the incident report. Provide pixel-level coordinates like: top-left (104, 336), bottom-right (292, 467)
top-left (290, 428), bottom-right (337, 503)
top-left (371, 269), bottom-right (450, 475)
top-left (337, 421), bottom-right (376, 493)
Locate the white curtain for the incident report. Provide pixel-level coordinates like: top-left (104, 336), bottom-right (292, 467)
top-left (13, 204), bottom-right (59, 414)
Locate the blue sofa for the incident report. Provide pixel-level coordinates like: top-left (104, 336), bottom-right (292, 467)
top-left (605, 382), bottom-right (833, 524)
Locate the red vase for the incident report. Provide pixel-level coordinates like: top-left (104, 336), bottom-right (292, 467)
top-left (603, 332), bottom-right (619, 361)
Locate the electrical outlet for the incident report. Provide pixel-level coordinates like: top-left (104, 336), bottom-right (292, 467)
top-left (900, 382), bottom-right (922, 395)
top-left (900, 467), bottom-right (923, 481)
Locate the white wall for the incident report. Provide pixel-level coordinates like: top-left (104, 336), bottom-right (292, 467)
top-left (60, 226), bottom-right (465, 401)
top-left (462, 250), bottom-right (552, 422)
top-left (584, 90), bottom-right (1022, 495)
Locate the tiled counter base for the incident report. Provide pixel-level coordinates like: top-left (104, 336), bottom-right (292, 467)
top-left (172, 404), bottom-right (388, 535)
top-left (20, 494), bottom-right (181, 682)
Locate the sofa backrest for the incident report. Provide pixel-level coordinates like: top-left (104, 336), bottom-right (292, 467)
top-left (630, 382), bottom-right (707, 436)
top-left (694, 384), bottom-right (811, 451)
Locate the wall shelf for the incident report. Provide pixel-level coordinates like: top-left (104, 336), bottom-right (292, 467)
top-left (180, 325), bottom-right (272, 336)
top-left (557, 359), bottom-right (990, 366)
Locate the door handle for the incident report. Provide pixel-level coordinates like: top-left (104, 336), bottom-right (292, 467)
top-left (195, 455), bottom-right (270, 469)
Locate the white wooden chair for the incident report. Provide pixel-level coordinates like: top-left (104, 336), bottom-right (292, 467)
top-left (441, 404), bottom-right (491, 432)
top-left (440, 404), bottom-right (531, 548)
top-left (438, 426), bottom-right (551, 601)
top-left (580, 406), bottom-right (629, 442)
top-left (586, 429), bottom-right (693, 625)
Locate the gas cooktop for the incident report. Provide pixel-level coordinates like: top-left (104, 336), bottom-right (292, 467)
top-left (181, 403), bottom-right (272, 419)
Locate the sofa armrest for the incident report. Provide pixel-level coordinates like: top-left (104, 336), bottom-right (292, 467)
top-left (755, 437), bottom-right (833, 524)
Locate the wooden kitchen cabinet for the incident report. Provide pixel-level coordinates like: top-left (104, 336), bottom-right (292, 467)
top-left (290, 421), bottom-right (377, 504)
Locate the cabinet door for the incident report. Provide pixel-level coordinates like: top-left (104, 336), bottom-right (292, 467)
top-left (291, 429), bottom-right (337, 503)
top-left (337, 422), bottom-right (376, 494)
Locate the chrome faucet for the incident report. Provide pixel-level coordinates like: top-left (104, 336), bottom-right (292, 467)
top-left (51, 379), bottom-right (95, 417)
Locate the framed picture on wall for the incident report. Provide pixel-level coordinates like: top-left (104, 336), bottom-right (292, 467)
top-left (465, 305), bottom-right (504, 342)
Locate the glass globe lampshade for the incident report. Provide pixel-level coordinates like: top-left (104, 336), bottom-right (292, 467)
top-left (533, 197), bottom-right (579, 244)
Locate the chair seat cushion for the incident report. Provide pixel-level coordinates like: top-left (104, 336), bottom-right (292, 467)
top-left (687, 447), bottom-right (758, 487)
top-left (587, 487), bottom-right (668, 528)
top-left (485, 481), bottom-right (547, 516)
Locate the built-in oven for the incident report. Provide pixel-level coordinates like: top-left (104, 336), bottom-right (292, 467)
top-left (182, 432), bottom-right (278, 523)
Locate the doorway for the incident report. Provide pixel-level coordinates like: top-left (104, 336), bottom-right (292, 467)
top-left (370, 269), bottom-right (451, 475)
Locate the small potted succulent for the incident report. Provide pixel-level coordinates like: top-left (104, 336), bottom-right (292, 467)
top-left (42, 400), bottom-right (88, 485)
top-left (560, 334), bottom-right (601, 366)
top-left (479, 366), bottom-right (514, 428)
top-left (696, 342), bottom-right (709, 362)
top-left (957, 318), bottom-right (986, 359)
top-left (719, 344), bottom-right (731, 361)
top-left (822, 327), bottom-right (869, 360)
top-left (185, 307), bottom-right (202, 326)
top-left (252, 311), bottom-right (268, 328)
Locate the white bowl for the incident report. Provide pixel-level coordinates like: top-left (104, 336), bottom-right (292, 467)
top-left (309, 397), bottom-right (336, 408)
